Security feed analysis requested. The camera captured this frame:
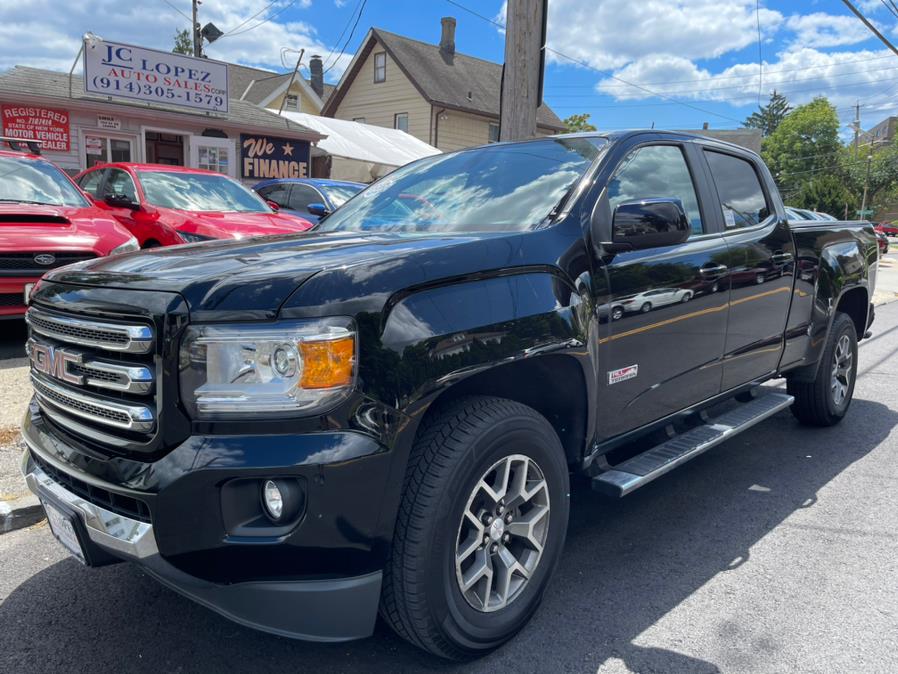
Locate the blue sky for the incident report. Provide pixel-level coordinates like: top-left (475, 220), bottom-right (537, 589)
top-left (2, 0), bottom-right (897, 135)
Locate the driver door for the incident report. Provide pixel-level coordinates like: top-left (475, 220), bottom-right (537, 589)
top-left (595, 139), bottom-right (732, 439)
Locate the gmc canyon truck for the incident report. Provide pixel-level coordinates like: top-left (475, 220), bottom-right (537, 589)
top-left (21, 131), bottom-right (877, 660)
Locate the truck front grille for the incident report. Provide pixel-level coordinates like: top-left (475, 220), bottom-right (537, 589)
top-left (27, 307), bottom-right (153, 353)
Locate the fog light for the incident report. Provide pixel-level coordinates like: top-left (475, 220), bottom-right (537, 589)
top-left (262, 480), bottom-right (284, 520)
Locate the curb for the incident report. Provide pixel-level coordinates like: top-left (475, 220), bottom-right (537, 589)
top-left (0, 493), bottom-right (45, 534)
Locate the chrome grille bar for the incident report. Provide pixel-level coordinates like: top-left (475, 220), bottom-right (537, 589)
top-left (31, 373), bottom-right (155, 433)
top-left (26, 307), bottom-right (154, 354)
top-left (27, 338), bottom-right (154, 395)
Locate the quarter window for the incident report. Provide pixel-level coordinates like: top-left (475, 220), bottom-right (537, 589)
top-left (607, 145), bottom-right (704, 235)
top-left (374, 52), bottom-right (386, 83)
top-left (704, 151), bottom-right (770, 229)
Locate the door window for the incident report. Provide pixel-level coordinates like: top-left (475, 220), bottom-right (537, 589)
top-left (257, 183), bottom-right (291, 208)
top-left (77, 169), bottom-right (106, 197)
top-left (704, 151), bottom-right (770, 229)
top-left (102, 169), bottom-right (138, 202)
top-left (607, 145), bottom-right (704, 235)
top-left (288, 184), bottom-right (324, 214)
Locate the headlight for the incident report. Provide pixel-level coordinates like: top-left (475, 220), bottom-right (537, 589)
top-left (178, 231), bottom-right (216, 243)
top-left (110, 236), bottom-right (139, 255)
top-left (179, 318), bottom-right (356, 419)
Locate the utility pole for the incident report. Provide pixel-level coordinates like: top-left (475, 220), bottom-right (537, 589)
top-left (192, 0), bottom-right (202, 58)
top-left (278, 49), bottom-right (305, 115)
top-left (853, 101), bottom-right (860, 160)
top-left (499, 0), bottom-right (547, 141)
top-left (860, 153), bottom-right (873, 215)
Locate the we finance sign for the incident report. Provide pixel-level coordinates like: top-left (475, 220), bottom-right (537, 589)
top-left (240, 134), bottom-right (310, 180)
top-left (83, 39), bottom-right (228, 113)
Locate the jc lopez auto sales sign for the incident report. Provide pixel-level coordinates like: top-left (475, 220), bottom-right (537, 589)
top-left (83, 39), bottom-right (228, 113)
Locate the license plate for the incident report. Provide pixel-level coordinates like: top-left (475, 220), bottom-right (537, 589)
top-left (24, 283), bottom-right (35, 304)
top-left (42, 499), bottom-right (86, 564)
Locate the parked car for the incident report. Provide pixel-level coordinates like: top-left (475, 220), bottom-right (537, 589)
top-left (622, 287), bottom-right (693, 313)
top-left (254, 178), bottom-right (365, 223)
top-left (875, 222), bottom-right (898, 237)
top-left (875, 229), bottom-right (889, 255)
top-left (75, 163), bottom-right (314, 246)
top-left (0, 141), bottom-right (137, 319)
top-left (22, 132), bottom-right (877, 659)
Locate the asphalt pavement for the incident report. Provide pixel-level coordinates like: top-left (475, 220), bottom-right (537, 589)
top-left (1, 285), bottom-right (898, 673)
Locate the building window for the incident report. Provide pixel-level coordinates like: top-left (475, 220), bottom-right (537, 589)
top-left (374, 52), bottom-right (386, 83)
top-left (285, 94), bottom-right (300, 111)
top-left (353, 117), bottom-right (366, 123)
top-left (84, 134), bottom-right (133, 169)
top-left (488, 122), bottom-right (500, 143)
top-left (394, 113), bottom-right (409, 132)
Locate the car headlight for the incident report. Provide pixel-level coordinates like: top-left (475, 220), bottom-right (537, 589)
top-left (179, 318), bottom-right (356, 419)
top-left (110, 236), bottom-right (140, 255)
top-left (178, 231), bottom-right (216, 243)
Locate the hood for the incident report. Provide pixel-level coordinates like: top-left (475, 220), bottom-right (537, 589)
top-left (0, 203), bottom-right (132, 254)
top-left (162, 208), bottom-right (314, 239)
top-left (43, 229), bottom-right (542, 318)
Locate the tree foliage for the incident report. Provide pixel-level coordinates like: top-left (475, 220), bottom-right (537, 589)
top-left (173, 29), bottom-right (193, 55)
top-left (563, 113), bottom-right (597, 133)
top-left (793, 174), bottom-right (857, 218)
top-left (744, 90), bottom-right (791, 136)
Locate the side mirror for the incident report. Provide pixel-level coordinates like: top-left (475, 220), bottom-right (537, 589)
top-left (307, 202), bottom-right (330, 217)
top-left (610, 198), bottom-right (690, 251)
top-left (105, 193), bottom-right (140, 211)
top-left (266, 200), bottom-right (280, 212)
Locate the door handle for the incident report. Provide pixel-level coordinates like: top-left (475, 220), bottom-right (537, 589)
top-left (699, 264), bottom-right (728, 276)
top-left (771, 252), bottom-right (794, 264)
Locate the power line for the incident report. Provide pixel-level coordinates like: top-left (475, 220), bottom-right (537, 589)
top-left (880, 0), bottom-right (898, 19)
top-left (220, 0), bottom-right (302, 39)
top-left (322, 0), bottom-right (365, 71)
top-left (324, 0), bottom-right (367, 74)
top-left (159, 0), bottom-right (192, 23)
top-left (841, 0), bottom-right (898, 58)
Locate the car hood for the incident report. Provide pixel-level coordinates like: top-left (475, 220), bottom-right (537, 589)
top-left (161, 208), bottom-right (313, 238)
top-left (42, 229), bottom-right (541, 318)
top-left (0, 203), bottom-right (130, 253)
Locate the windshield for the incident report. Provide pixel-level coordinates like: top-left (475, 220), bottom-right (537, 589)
top-left (0, 156), bottom-right (88, 207)
top-left (317, 137), bottom-right (606, 233)
top-left (138, 171), bottom-right (270, 212)
top-left (321, 183), bottom-right (363, 208)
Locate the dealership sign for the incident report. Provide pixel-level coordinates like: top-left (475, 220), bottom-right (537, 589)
top-left (1, 106), bottom-right (70, 151)
top-left (240, 134), bottom-right (310, 180)
top-left (83, 38), bottom-right (228, 113)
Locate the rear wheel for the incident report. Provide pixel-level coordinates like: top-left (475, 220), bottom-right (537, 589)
top-left (640, 302), bottom-right (652, 313)
top-left (611, 306), bottom-right (624, 321)
top-left (788, 312), bottom-right (858, 426)
top-left (380, 396), bottom-right (570, 660)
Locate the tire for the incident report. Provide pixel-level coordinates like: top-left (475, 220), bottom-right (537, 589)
top-left (611, 306), bottom-right (624, 321)
top-left (680, 292), bottom-right (692, 303)
top-left (755, 273), bottom-right (765, 285)
top-left (787, 312), bottom-right (858, 426)
top-left (380, 396), bottom-right (570, 660)
top-left (640, 302), bottom-right (652, 313)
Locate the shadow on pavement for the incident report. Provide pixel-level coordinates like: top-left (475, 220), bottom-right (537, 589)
top-left (0, 319), bottom-right (27, 365)
top-left (1, 397), bottom-right (895, 673)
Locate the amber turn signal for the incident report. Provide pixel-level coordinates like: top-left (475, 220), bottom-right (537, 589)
top-left (300, 337), bottom-right (355, 389)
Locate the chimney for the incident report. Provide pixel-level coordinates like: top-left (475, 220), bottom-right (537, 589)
top-left (310, 54), bottom-right (324, 97)
top-left (440, 17), bottom-right (456, 55)
top-left (702, 122), bottom-right (709, 130)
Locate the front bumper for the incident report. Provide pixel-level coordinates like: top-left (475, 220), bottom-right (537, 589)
top-left (21, 405), bottom-right (392, 642)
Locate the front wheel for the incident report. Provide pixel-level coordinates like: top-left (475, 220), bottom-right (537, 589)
top-left (380, 396), bottom-right (570, 659)
top-left (640, 302), bottom-right (652, 313)
top-left (787, 312), bottom-right (858, 426)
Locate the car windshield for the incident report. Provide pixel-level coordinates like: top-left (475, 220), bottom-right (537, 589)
top-left (317, 137), bottom-right (606, 233)
top-left (138, 171), bottom-right (270, 212)
top-left (0, 155), bottom-right (87, 207)
top-left (321, 183), bottom-right (363, 208)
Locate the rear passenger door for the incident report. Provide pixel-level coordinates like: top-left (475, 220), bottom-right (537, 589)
top-left (701, 148), bottom-right (794, 390)
top-left (596, 139), bottom-right (732, 439)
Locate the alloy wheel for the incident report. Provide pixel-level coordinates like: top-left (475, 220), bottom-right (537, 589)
top-left (831, 334), bottom-right (853, 407)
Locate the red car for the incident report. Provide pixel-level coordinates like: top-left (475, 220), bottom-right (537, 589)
top-left (0, 143), bottom-right (138, 319)
top-left (75, 163), bottom-right (314, 247)
top-left (875, 222), bottom-right (898, 237)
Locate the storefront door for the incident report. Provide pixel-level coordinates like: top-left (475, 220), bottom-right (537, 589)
top-left (190, 136), bottom-right (235, 177)
top-left (83, 133), bottom-right (134, 169)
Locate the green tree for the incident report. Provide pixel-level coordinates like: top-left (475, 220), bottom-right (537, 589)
top-left (173, 29), bottom-right (193, 55)
top-left (563, 113), bottom-right (597, 133)
top-left (794, 174), bottom-right (857, 218)
top-left (744, 90), bottom-right (792, 136)
top-left (762, 98), bottom-right (841, 195)
top-left (842, 139), bottom-right (898, 215)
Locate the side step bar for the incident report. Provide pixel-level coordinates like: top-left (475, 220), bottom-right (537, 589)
top-left (592, 392), bottom-right (794, 498)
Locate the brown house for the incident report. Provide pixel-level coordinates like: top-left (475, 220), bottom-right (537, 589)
top-left (321, 18), bottom-right (566, 152)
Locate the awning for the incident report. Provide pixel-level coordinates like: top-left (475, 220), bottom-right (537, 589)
top-left (280, 112), bottom-right (440, 167)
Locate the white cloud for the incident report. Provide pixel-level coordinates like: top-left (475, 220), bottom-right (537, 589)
top-left (784, 12), bottom-right (884, 48)
top-left (0, 0), bottom-right (351, 80)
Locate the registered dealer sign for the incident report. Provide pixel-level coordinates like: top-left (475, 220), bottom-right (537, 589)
top-left (82, 38), bottom-right (229, 113)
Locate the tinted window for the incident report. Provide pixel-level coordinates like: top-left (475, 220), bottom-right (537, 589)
top-left (288, 184), bottom-right (323, 213)
top-left (318, 137), bottom-right (606, 233)
top-left (0, 156), bottom-right (88, 207)
top-left (103, 169), bottom-right (138, 202)
top-left (705, 151), bottom-right (770, 229)
top-left (138, 171), bottom-right (269, 212)
top-left (258, 183), bottom-right (291, 207)
top-left (78, 169), bottom-right (105, 197)
top-left (321, 184), bottom-right (362, 208)
top-left (607, 145), bottom-right (703, 235)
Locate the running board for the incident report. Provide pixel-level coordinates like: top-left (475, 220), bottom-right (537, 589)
top-left (592, 392), bottom-right (794, 498)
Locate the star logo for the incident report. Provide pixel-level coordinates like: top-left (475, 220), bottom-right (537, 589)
top-left (282, 142), bottom-right (294, 156)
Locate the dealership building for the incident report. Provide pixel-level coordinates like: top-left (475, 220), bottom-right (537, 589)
top-left (0, 54), bottom-right (325, 184)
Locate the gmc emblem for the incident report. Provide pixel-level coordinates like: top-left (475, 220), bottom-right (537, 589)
top-left (29, 342), bottom-right (83, 385)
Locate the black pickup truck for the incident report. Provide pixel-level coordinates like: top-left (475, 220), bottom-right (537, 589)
top-left (21, 131), bottom-right (877, 659)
